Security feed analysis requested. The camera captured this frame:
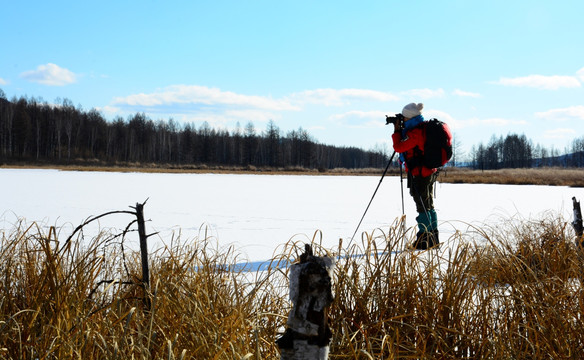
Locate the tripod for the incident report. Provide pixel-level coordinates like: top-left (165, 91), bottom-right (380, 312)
top-left (349, 151), bottom-right (400, 244)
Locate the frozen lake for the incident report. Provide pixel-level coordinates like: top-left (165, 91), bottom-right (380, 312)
top-left (1, 168), bottom-right (582, 261)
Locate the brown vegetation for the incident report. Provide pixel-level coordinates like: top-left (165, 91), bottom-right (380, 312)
top-left (1, 215), bottom-right (583, 359)
top-left (3, 163), bottom-right (584, 186)
top-left (437, 167), bottom-right (584, 187)
top-left (0, 161), bottom-right (385, 176)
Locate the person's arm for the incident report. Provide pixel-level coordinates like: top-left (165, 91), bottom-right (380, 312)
top-left (392, 128), bottom-right (423, 153)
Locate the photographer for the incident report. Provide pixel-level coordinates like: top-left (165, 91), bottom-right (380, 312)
top-left (390, 103), bottom-right (439, 250)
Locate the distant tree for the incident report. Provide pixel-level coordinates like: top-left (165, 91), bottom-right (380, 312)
top-left (109, 116), bottom-right (127, 161)
top-left (86, 108), bottom-right (107, 158)
top-left (570, 136), bottom-right (584, 167)
top-left (298, 128), bottom-right (313, 168)
top-left (485, 136), bottom-right (501, 170)
top-left (264, 120), bottom-right (281, 167)
top-left (451, 132), bottom-right (464, 167)
top-left (9, 91), bottom-right (583, 170)
top-left (13, 98), bottom-right (32, 157)
top-left (198, 121), bottom-right (216, 163)
top-left (0, 96), bottom-right (14, 158)
top-left (156, 119), bottom-right (169, 162)
top-left (502, 134), bottom-right (532, 168)
top-left (27, 97), bottom-right (43, 160)
top-left (61, 98), bottom-right (76, 160)
top-left (244, 121), bottom-right (257, 165)
top-left (231, 122), bottom-right (243, 165)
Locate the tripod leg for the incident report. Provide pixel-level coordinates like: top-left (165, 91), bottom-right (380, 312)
top-left (399, 163), bottom-right (407, 235)
top-left (349, 151), bottom-right (397, 245)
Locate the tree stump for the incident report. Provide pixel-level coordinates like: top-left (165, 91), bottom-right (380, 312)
top-left (277, 244), bottom-right (335, 360)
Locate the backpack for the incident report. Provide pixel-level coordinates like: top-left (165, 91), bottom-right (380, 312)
top-left (416, 119), bottom-right (453, 169)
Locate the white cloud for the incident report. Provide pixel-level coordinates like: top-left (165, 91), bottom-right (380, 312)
top-left (113, 85), bottom-right (300, 111)
top-left (20, 63), bottom-right (77, 86)
top-left (307, 125), bottom-right (326, 131)
top-left (225, 109), bottom-right (280, 123)
top-left (543, 128), bottom-right (577, 139)
top-left (290, 88), bottom-right (399, 106)
top-left (456, 116), bottom-right (527, 130)
top-left (97, 105), bottom-right (122, 116)
top-left (329, 110), bottom-right (387, 127)
top-left (453, 89), bottom-right (481, 98)
top-left (424, 109), bottom-right (471, 131)
top-left (179, 113), bottom-right (234, 129)
top-left (330, 108), bottom-right (464, 129)
top-left (493, 74), bottom-right (580, 90)
top-left (487, 117), bottom-right (527, 127)
top-left (330, 110), bottom-right (385, 120)
top-left (401, 88), bottom-right (445, 99)
top-left (577, 67), bottom-right (584, 82)
top-left (0, 78), bottom-right (8, 86)
top-left (112, 86), bottom-right (401, 119)
top-left (535, 105), bottom-right (584, 121)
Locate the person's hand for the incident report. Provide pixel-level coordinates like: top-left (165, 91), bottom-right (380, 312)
top-left (393, 119), bottom-right (402, 133)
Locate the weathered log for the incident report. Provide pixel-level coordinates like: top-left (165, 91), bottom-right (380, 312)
top-left (277, 244), bottom-right (335, 360)
top-left (573, 197), bottom-right (583, 248)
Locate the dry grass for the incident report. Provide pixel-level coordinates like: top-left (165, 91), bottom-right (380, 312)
top-left (331, 217), bottom-right (584, 359)
top-left (0, 221), bottom-right (290, 359)
top-left (438, 167), bottom-right (584, 187)
top-left (0, 162), bottom-right (385, 176)
top-left (3, 163), bottom-right (584, 186)
top-left (1, 216), bottom-right (584, 359)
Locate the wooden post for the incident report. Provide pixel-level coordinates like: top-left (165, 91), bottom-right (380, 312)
top-left (277, 244), bottom-right (334, 360)
top-left (135, 202), bottom-right (151, 309)
top-left (573, 197), bottom-right (583, 249)
top-left (62, 200), bottom-right (155, 310)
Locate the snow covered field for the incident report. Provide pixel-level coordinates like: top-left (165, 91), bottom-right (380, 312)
top-left (1, 169), bottom-right (581, 261)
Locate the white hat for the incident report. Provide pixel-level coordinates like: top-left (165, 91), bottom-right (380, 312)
top-left (401, 103), bottom-right (424, 118)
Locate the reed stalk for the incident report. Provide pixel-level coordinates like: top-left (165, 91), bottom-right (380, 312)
top-left (1, 214), bottom-right (582, 359)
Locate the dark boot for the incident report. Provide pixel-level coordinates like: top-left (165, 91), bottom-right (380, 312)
top-left (410, 230), bottom-right (439, 250)
top-left (428, 209), bottom-right (440, 249)
top-left (410, 212), bottom-right (433, 250)
top-left (428, 229), bottom-right (440, 249)
top-left (411, 231), bottom-right (430, 250)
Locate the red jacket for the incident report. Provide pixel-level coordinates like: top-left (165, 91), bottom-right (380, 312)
top-left (392, 126), bottom-right (437, 177)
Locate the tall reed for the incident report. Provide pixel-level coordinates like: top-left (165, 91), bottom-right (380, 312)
top-left (1, 215), bottom-right (582, 359)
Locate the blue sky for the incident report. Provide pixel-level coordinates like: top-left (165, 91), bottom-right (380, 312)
top-left (1, 0), bottom-right (583, 158)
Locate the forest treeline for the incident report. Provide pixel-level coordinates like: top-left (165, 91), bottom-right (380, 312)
top-left (469, 133), bottom-right (584, 169)
top-left (0, 92), bottom-right (388, 169)
top-left (1, 91), bottom-right (583, 170)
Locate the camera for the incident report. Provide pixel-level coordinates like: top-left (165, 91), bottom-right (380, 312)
top-left (385, 113), bottom-right (404, 126)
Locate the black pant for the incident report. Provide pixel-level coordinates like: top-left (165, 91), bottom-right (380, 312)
top-left (408, 172), bottom-right (437, 213)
